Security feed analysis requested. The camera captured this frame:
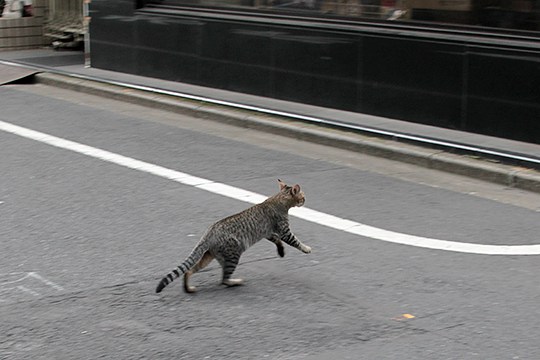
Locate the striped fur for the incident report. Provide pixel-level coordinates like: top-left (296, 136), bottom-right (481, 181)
top-left (155, 242), bottom-right (208, 293)
top-left (155, 179), bottom-right (311, 294)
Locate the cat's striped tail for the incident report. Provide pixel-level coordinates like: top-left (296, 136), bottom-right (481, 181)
top-left (155, 243), bottom-right (207, 293)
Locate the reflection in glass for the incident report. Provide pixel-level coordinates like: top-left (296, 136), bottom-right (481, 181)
top-left (147, 0), bottom-right (540, 32)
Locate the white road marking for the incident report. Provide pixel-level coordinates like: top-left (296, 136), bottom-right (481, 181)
top-left (0, 272), bottom-right (63, 303)
top-left (1, 119), bottom-right (539, 256)
top-left (28, 272), bottom-right (65, 291)
top-left (0, 272), bottom-right (63, 290)
top-left (0, 273), bottom-right (30, 286)
top-left (17, 285), bottom-right (41, 297)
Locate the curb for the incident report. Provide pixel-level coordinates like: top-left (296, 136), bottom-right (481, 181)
top-left (33, 72), bottom-right (540, 194)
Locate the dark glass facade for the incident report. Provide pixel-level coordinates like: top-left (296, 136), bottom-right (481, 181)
top-left (90, 0), bottom-right (540, 143)
top-left (147, 0), bottom-right (540, 32)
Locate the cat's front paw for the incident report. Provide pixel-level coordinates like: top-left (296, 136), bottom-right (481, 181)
top-left (301, 244), bottom-right (312, 254)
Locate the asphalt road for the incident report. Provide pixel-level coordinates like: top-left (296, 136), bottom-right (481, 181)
top-left (1, 83), bottom-right (539, 360)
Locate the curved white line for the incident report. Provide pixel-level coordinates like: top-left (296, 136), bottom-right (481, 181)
top-left (1, 119), bottom-right (538, 256)
top-left (289, 207), bottom-right (540, 255)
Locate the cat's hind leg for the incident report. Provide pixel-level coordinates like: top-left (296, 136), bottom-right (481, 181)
top-left (183, 251), bottom-right (214, 293)
top-left (219, 249), bottom-right (244, 287)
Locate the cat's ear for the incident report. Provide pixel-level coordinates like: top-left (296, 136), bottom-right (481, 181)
top-left (278, 179), bottom-right (287, 190)
top-left (292, 184), bottom-right (301, 195)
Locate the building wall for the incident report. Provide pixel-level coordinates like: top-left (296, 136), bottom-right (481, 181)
top-left (0, 0), bottom-right (48, 50)
top-left (89, 0), bottom-right (540, 143)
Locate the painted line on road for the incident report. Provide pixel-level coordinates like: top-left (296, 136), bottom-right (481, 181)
top-left (1, 119), bottom-right (539, 256)
top-left (0, 272), bottom-right (63, 303)
top-left (17, 285), bottom-right (41, 297)
top-left (28, 272), bottom-right (65, 291)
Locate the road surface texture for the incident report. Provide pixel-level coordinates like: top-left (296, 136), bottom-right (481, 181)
top-left (1, 83), bottom-right (539, 359)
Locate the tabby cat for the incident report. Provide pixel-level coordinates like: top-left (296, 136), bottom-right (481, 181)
top-left (155, 179), bottom-right (311, 294)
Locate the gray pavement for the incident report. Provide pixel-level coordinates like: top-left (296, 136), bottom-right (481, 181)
top-left (1, 81), bottom-right (540, 359)
top-left (0, 48), bottom-right (539, 194)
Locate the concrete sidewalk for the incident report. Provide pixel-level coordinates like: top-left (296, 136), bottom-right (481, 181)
top-left (1, 48), bottom-right (539, 193)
